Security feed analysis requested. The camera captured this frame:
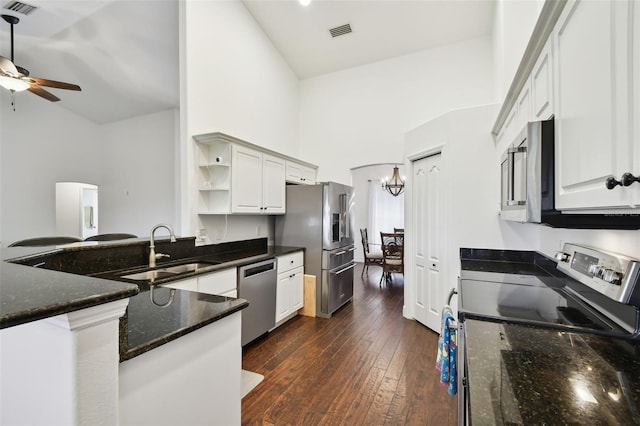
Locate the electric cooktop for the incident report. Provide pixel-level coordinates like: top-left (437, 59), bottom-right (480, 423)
top-left (459, 244), bottom-right (640, 338)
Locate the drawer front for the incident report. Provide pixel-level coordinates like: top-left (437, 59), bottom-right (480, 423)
top-left (277, 251), bottom-right (303, 274)
top-left (198, 267), bottom-right (237, 295)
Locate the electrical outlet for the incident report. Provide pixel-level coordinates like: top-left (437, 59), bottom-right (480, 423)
top-left (256, 225), bottom-right (261, 236)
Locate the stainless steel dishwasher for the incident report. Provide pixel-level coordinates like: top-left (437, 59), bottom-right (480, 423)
top-left (238, 258), bottom-right (277, 346)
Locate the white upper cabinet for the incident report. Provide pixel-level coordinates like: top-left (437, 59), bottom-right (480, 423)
top-left (261, 154), bottom-right (286, 213)
top-left (554, 0), bottom-right (637, 210)
top-left (231, 145), bottom-right (263, 213)
top-left (531, 37), bottom-right (554, 121)
top-left (232, 146), bottom-right (285, 214)
top-left (285, 161), bottom-right (317, 185)
top-left (194, 133), bottom-right (317, 215)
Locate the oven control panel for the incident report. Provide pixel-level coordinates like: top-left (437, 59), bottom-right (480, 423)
top-left (556, 243), bottom-right (640, 306)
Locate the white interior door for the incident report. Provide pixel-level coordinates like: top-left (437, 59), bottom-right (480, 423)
top-left (413, 153), bottom-right (443, 332)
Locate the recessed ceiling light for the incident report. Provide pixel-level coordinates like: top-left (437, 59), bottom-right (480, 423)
top-left (299, 0), bottom-right (311, 6)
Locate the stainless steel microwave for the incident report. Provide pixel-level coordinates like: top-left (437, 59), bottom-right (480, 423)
top-left (500, 120), bottom-right (544, 222)
top-left (500, 118), bottom-right (640, 229)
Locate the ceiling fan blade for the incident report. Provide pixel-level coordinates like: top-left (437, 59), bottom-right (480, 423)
top-left (27, 84), bottom-right (60, 102)
top-left (29, 77), bottom-right (81, 91)
top-left (0, 55), bottom-right (19, 75)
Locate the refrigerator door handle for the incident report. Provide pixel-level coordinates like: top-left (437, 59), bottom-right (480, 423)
top-left (332, 263), bottom-right (355, 275)
top-left (339, 193), bottom-right (347, 240)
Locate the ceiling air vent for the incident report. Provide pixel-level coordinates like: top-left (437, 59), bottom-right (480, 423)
top-left (2, 0), bottom-right (37, 15)
top-left (329, 23), bottom-right (352, 38)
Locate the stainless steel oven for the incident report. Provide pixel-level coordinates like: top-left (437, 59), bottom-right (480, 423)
top-left (321, 245), bottom-right (355, 314)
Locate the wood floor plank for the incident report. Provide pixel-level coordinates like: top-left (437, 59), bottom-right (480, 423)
top-left (242, 264), bottom-right (457, 426)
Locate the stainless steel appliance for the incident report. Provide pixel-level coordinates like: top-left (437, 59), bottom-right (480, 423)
top-left (456, 243), bottom-right (640, 424)
top-left (500, 120), bottom-right (544, 223)
top-left (275, 182), bottom-right (355, 318)
top-left (238, 258), bottom-right (277, 346)
top-left (499, 118), bottom-right (640, 229)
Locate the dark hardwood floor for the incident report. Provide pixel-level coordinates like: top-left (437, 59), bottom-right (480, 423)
top-left (241, 263), bottom-right (458, 425)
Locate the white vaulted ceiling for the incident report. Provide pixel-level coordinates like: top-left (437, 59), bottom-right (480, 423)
top-left (242, 0), bottom-right (496, 79)
top-left (0, 0), bottom-right (495, 124)
top-left (0, 0), bottom-right (179, 124)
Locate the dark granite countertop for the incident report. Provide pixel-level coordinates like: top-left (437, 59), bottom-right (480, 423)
top-left (1, 238), bottom-right (304, 361)
top-left (465, 319), bottom-right (640, 425)
top-left (0, 261), bottom-right (139, 329)
top-left (117, 244), bottom-right (303, 361)
top-left (459, 247), bottom-right (640, 425)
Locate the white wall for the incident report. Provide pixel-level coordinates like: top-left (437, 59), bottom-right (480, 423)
top-left (299, 36), bottom-right (494, 185)
top-left (403, 104), bottom-right (542, 319)
top-left (99, 109), bottom-right (178, 237)
top-left (181, 0), bottom-right (300, 244)
top-left (0, 91), bottom-right (101, 246)
top-left (0, 89), bottom-right (179, 246)
top-left (492, 0), bottom-right (545, 101)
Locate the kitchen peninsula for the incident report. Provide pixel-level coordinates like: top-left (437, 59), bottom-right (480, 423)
top-left (0, 237), bottom-right (294, 425)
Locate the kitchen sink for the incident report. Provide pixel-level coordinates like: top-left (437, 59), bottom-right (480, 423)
top-left (122, 270), bottom-right (179, 281)
top-left (162, 262), bottom-right (218, 274)
top-left (120, 261), bottom-right (221, 281)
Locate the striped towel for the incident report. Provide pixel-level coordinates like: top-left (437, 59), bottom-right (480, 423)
top-left (435, 305), bottom-right (457, 396)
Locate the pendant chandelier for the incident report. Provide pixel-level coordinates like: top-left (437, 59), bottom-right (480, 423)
top-left (381, 165), bottom-right (405, 196)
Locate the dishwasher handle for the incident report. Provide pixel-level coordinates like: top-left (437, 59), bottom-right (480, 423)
top-left (240, 259), bottom-right (276, 278)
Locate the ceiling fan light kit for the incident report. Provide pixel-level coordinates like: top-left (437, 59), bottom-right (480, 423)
top-left (0, 73), bottom-right (28, 91)
top-left (1, 13), bottom-right (81, 102)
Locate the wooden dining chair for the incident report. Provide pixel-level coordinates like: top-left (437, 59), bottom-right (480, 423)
top-left (394, 227), bottom-right (404, 233)
top-left (379, 232), bottom-right (404, 286)
top-left (360, 228), bottom-right (383, 276)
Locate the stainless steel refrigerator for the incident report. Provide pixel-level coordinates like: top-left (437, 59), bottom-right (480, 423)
top-left (275, 182), bottom-right (355, 318)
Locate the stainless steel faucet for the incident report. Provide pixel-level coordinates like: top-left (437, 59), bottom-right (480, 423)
top-left (149, 223), bottom-right (177, 267)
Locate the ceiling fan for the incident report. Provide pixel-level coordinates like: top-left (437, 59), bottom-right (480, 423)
top-left (0, 14), bottom-right (80, 102)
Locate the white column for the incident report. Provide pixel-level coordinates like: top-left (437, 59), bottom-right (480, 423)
top-left (1, 299), bottom-right (129, 426)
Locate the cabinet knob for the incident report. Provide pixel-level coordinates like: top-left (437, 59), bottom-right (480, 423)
top-left (605, 176), bottom-right (622, 190)
top-left (621, 172), bottom-right (640, 187)
top-left (606, 173), bottom-right (639, 189)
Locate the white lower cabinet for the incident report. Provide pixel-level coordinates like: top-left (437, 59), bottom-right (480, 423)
top-left (162, 267), bottom-right (237, 297)
top-left (161, 277), bottom-right (198, 292)
top-left (197, 267), bottom-right (237, 297)
top-left (275, 251), bottom-right (304, 326)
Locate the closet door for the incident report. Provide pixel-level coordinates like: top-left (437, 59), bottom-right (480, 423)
top-left (413, 153), bottom-right (443, 332)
